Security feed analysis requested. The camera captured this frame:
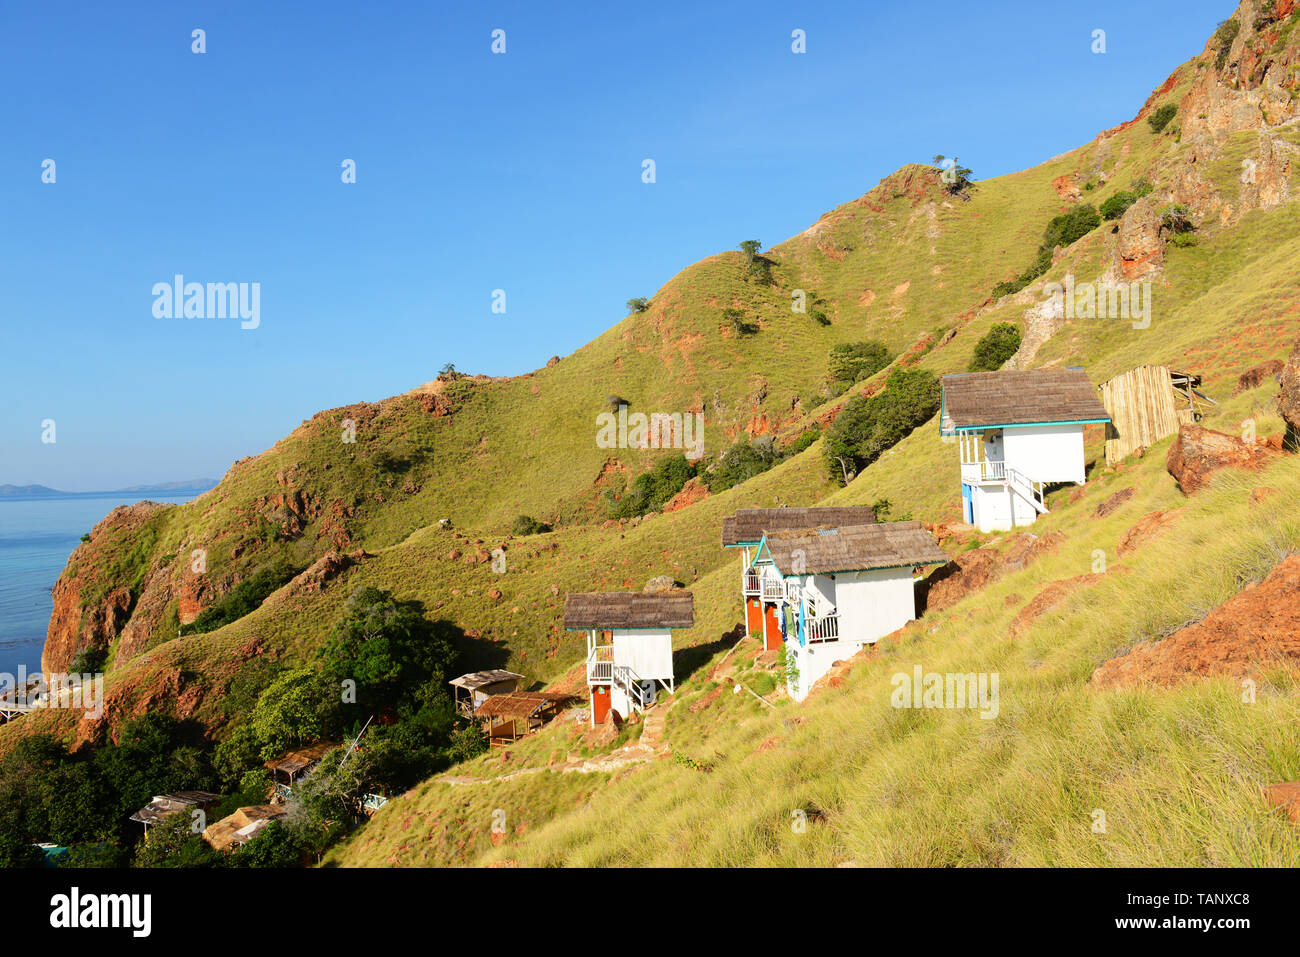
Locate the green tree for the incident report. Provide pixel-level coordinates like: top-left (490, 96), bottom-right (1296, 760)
top-left (969, 323), bottom-right (1023, 372)
top-left (626, 297), bottom-right (650, 313)
top-left (738, 240), bottom-right (762, 266)
top-left (828, 341), bottom-right (893, 385)
top-left (1147, 103), bottom-right (1178, 134)
top-left (824, 368), bottom-right (941, 484)
top-left (706, 439), bottom-right (780, 493)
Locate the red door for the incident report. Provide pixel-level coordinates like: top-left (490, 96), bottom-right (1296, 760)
top-left (746, 597), bottom-right (764, 636)
top-left (590, 686), bottom-right (612, 726)
top-left (763, 603), bottom-right (782, 652)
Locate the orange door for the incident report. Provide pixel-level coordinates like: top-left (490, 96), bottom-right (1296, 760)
top-left (590, 686), bottom-right (611, 726)
top-left (763, 603), bottom-right (782, 652)
top-left (746, 597), bottom-right (764, 636)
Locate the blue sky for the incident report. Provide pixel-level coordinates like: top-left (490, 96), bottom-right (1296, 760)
top-left (0, 0), bottom-right (1230, 490)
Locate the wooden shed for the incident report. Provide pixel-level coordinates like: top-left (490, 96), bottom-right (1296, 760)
top-left (1099, 365), bottom-right (1215, 466)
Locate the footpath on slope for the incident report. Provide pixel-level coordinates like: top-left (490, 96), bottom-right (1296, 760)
top-left (436, 699), bottom-right (672, 786)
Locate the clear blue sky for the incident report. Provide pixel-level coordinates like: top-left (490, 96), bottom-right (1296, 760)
top-left (0, 0), bottom-right (1231, 490)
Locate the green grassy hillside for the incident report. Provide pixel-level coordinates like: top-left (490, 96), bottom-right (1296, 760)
top-left (10, 0), bottom-right (1300, 869)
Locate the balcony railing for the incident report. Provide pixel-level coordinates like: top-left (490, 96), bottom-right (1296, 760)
top-left (805, 613), bottom-right (840, 644)
top-left (761, 574), bottom-right (786, 602)
top-left (742, 569), bottom-right (761, 595)
top-left (587, 645), bottom-right (613, 684)
top-left (961, 459), bottom-right (1007, 484)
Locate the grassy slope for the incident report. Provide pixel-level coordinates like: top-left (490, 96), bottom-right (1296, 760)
top-left (328, 48), bottom-right (1300, 865)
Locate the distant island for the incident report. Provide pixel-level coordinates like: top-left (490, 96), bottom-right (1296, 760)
top-left (0, 479), bottom-right (218, 500)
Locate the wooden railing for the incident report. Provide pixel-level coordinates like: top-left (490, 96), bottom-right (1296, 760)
top-left (761, 574), bottom-right (786, 602)
top-left (742, 569), bottom-right (761, 595)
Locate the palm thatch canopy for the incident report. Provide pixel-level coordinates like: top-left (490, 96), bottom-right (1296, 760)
top-left (563, 591), bottom-right (694, 630)
top-left (763, 521), bottom-right (947, 576)
top-left (941, 368), bottom-right (1110, 432)
top-left (721, 506), bottom-right (877, 546)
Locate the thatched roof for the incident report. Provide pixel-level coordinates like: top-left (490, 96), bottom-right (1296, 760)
top-left (129, 791), bottom-right (222, 826)
top-left (449, 670), bottom-right (524, 692)
top-left (940, 368), bottom-right (1110, 431)
top-left (721, 507), bottom-right (876, 546)
top-left (474, 691), bottom-right (575, 721)
top-left (202, 804), bottom-right (289, 853)
top-left (763, 521), bottom-right (947, 575)
top-left (563, 591), bottom-right (694, 630)
top-left (265, 742), bottom-right (335, 776)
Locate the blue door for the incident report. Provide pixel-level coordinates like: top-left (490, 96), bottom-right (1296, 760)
top-left (962, 483), bottom-right (973, 524)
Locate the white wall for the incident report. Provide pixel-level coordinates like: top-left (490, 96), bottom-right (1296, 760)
top-left (785, 568), bottom-right (918, 701)
top-left (1002, 424), bottom-right (1086, 483)
top-left (971, 484), bottom-right (1038, 532)
top-left (835, 568), bottom-right (916, 641)
top-left (612, 629), bottom-right (673, 681)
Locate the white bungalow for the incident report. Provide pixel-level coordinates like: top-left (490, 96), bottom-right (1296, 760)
top-left (724, 514), bottom-right (948, 701)
top-left (722, 507), bottom-right (879, 652)
top-left (939, 368), bottom-right (1111, 532)
top-left (564, 590), bottom-right (693, 726)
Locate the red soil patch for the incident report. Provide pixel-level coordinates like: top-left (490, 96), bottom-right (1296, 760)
top-left (923, 531), bottom-right (1064, 613)
top-left (1009, 574), bottom-right (1105, 638)
top-left (1118, 508), bottom-right (1185, 556)
top-left (1091, 555), bottom-right (1300, 689)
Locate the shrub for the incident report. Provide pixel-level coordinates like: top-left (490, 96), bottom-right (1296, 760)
top-left (189, 561), bottom-right (300, 634)
top-left (1148, 103), bottom-right (1179, 134)
top-left (784, 426), bottom-right (822, 457)
top-left (992, 204), bottom-right (1100, 297)
top-left (824, 368), bottom-right (941, 483)
top-left (828, 340), bottom-right (893, 386)
top-left (1100, 191), bottom-right (1137, 220)
top-left (1213, 19), bottom-right (1240, 70)
top-left (511, 514), bottom-right (551, 536)
top-left (969, 323), bottom-right (1023, 372)
top-left (722, 308), bottom-right (759, 336)
top-left (626, 297), bottom-right (650, 313)
top-left (606, 454), bottom-right (696, 519)
top-left (706, 439), bottom-right (779, 494)
top-left (1159, 203), bottom-right (1195, 234)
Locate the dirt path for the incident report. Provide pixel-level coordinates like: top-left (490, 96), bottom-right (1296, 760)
top-left (437, 700), bottom-right (674, 786)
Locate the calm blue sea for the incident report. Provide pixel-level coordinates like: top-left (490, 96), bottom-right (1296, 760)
top-left (0, 493), bottom-right (199, 675)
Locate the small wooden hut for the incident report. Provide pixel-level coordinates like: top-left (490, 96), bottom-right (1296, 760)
top-left (449, 669), bottom-right (525, 715)
top-left (265, 742), bottom-right (335, 802)
top-left (1099, 365), bottom-right (1216, 466)
top-left (129, 791), bottom-right (222, 831)
top-left (473, 691), bottom-right (575, 747)
top-left (202, 804), bottom-right (289, 852)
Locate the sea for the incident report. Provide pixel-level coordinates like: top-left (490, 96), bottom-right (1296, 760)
top-left (0, 492), bottom-right (202, 676)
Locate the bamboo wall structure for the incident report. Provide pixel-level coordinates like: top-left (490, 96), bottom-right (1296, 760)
top-left (1099, 365), bottom-right (1193, 466)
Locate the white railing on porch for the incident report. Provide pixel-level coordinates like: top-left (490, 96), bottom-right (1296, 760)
top-left (613, 666), bottom-right (654, 712)
top-left (961, 459), bottom-right (1007, 484)
top-left (587, 645), bottom-right (613, 684)
top-left (761, 574), bottom-right (785, 602)
top-left (742, 569), bottom-right (761, 595)
top-left (805, 613), bottom-right (840, 644)
top-left (1007, 467), bottom-right (1048, 514)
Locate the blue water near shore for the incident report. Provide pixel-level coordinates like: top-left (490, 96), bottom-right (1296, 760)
top-left (0, 493), bottom-right (200, 675)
